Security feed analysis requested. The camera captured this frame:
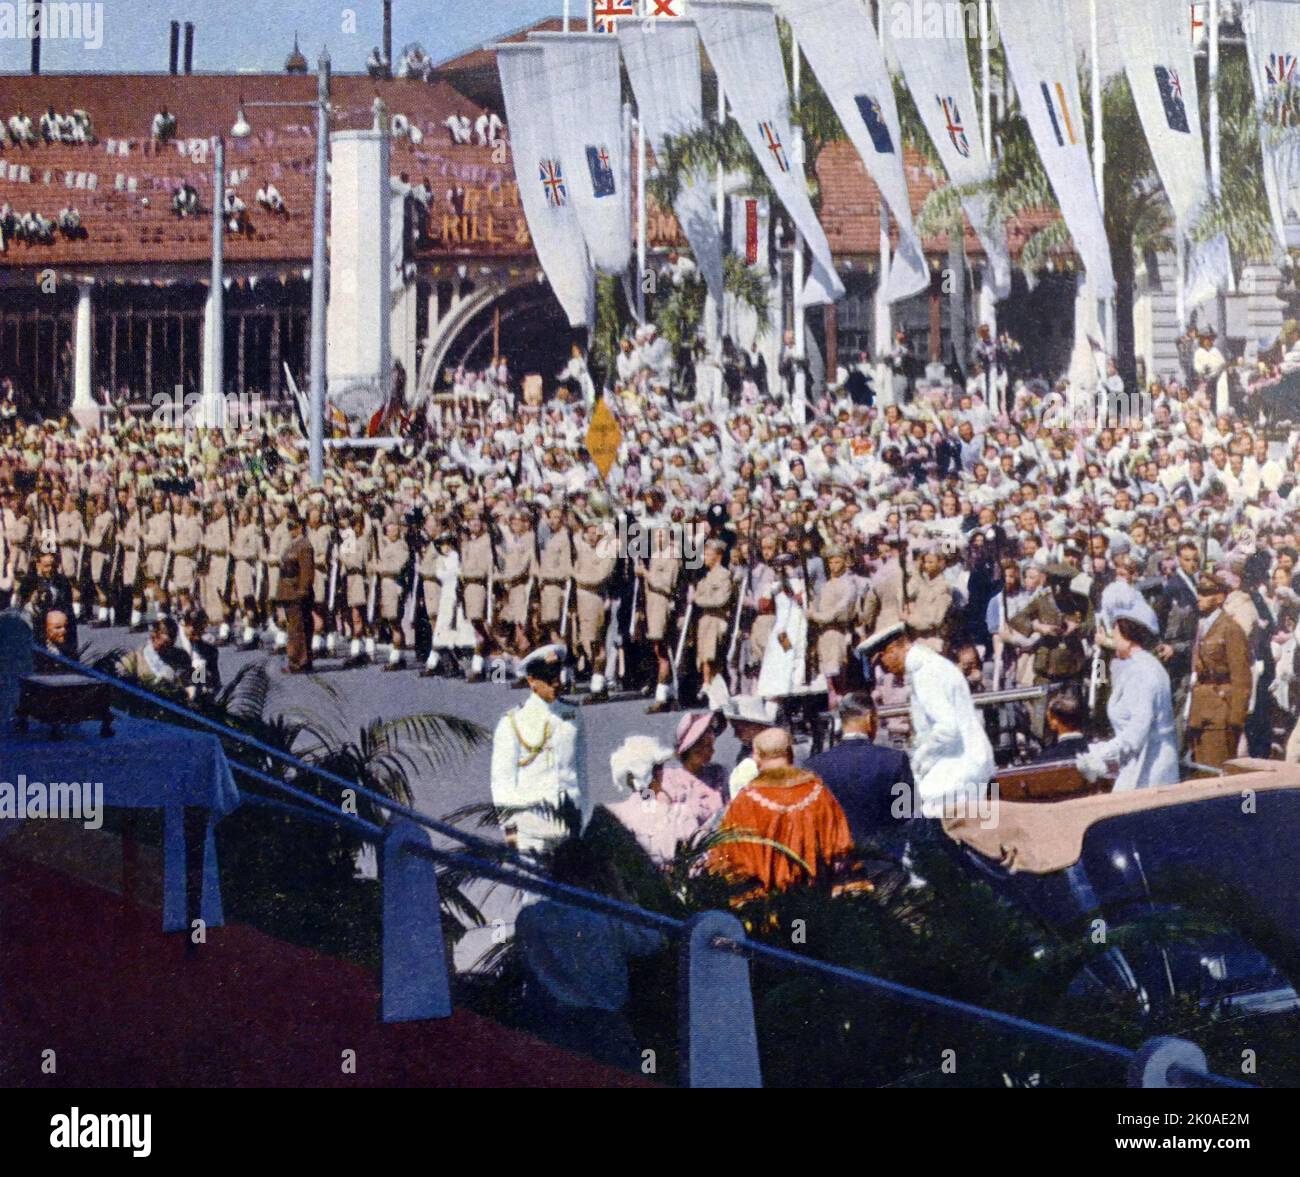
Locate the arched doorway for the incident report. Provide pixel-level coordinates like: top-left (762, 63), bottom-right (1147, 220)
top-left (446, 281), bottom-right (584, 384)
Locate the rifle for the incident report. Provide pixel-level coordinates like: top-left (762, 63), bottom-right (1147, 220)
top-left (672, 587), bottom-right (695, 700)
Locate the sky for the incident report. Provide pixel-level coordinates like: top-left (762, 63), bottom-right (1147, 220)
top-left (0, 0), bottom-right (569, 74)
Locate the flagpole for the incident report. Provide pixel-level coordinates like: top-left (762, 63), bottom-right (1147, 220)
top-left (1090, 0), bottom-right (1115, 358)
top-left (563, 0), bottom-right (570, 33)
top-left (874, 0), bottom-right (892, 369)
top-left (716, 82), bottom-right (726, 339)
top-left (636, 112), bottom-right (647, 322)
top-left (791, 32), bottom-right (806, 368)
top-left (979, 0), bottom-right (996, 334)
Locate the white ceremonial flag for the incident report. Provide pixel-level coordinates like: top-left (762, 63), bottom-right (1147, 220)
top-left (529, 31), bottom-right (633, 275)
top-left (1112, 0), bottom-right (1227, 307)
top-left (618, 20), bottom-right (727, 306)
top-left (1243, 0), bottom-right (1300, 253)
top-left (692, 0), bottom-right (845, 305)
top-left (775, 0), bottom-right (929, 304)
top-left (889, 1), bottom-right (1012, 299)
top-left (496, 44), bottom-right (596, 326)
top-left (998, 0), bottom-right (1115, 297)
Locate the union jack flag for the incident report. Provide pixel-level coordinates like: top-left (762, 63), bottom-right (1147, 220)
top-left (539, 158), bottom-right (567, 207)
top-left (1268, 52), bottom-right (1298, 86)
top-left (1154, 65), bottom-right (1189, 133)
top-left (937, 95), bottom-right (970, 158)
top-left (758, 121), bottom-right (789, 173)
top-left (593, 0), bottom-right (635, 32)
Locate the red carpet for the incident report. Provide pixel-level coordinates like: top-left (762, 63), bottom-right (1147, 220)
top-left (0, 855), bottom-right (651, 1088)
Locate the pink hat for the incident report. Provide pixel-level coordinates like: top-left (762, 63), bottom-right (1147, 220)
top-left (675, 710), bottom-right (713, 756)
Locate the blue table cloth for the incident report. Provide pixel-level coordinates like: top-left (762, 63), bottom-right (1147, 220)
top-left (1, 712), bottom-right (240, 931)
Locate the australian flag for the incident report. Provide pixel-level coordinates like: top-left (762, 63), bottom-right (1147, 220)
top-left (1154, 66), bottom-right (1190, 133)
top-left (585, 144), bottom-right (616, 198)
top-left (854, 94), bottom-right (894, 154)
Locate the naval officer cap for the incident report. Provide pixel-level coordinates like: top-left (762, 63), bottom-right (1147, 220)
top-left (857, 621), bottom-right (908, 659)
top-left (518, 642), bottom-right (569, 683)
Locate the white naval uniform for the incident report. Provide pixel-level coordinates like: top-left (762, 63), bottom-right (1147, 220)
top-left (905, 642), bottom-right (994, 817)
top-left (490, 690), bottom-right (588, 853)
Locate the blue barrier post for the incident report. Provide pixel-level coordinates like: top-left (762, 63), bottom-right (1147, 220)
top-left (679, 911), bottom-right (762, 1088)
top-left (381, 818), bottom-right (452, 1023)
top-left (1128, 1036), bottom-right (1209, 1088)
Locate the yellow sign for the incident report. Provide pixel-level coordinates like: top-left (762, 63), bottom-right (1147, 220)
top-left (585, 396), bottom-right (622, 482)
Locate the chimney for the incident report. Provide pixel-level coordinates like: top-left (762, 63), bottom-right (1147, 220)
top-left (169, 21), bottom-right (180, 75)
top-left (30, 1), bottom-right (42, 75)
top-left (383, 1), bottom-right (392, 70)
top-left (184, 22), bottom-right (194, 74)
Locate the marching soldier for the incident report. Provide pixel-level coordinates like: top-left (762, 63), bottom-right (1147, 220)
top-left (142, 490), bottom-right (171, 620)
top-left (460, 510), bottom-right (494, 682)
top-left (120, 494), bottom-right (145, 628)
top-left (806, 543), bottom-right (857, 697)
top-left (572, 517), bottom-right (617, 697)
top-left (169, 497), bottom-right (204, 606)
top-left (202, 497), bottom-right (234, 643)
top-left (275, 510), bottom-right (315, 674)
top-left (537, 505), bottom-right (573, 647)
top-left (497, 507), bottom-right (537, 656)
top-left (266, 501), bottom-right (292, 651)
top-left (376, 514), bottom-right (410, 670)
top-left (230, 501), bottom-right (262, 648)
top-left (86, 492), bottom-right (115, 627)
top-left (340, 508), bottom-right (374, 664)
top-left (56, 492), bottom-right (86, 617)
top-left (692, 538), bottom-right (733, 697)
top-left (642, 519), bottom-right (682, 714)
top-left (306, 505), bottom-right (333, 659)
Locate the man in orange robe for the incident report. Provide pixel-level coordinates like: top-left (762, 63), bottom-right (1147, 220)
top-left (711, 727), bottom-right (853, 894)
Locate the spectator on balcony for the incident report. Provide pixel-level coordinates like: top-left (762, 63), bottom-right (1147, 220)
top-left (0, 203), bottom-right (15, 247)
top-left (366, 45), bottom-right (391, 79)
top-left (256, 182), bottom-right (287, 217)
top-left (8, 107), bottom-right (35, 147)
top-left (69, 109), bottom-right (94, 144)
top-left (443, 112), bottom-right (472, 145)
top-left (172, 183), bottom-right (199, 219)
top-left (151, 107), bottom-right (177, 143)
top-left (57, 207), bottom-right (83, 239)
top-left (223, 188), bottom-right (247, 234)
top-left (39, 106), bottom-right (60, 144)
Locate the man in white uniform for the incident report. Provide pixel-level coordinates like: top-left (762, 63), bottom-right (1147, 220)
top-left (860, 623), bottom-right (994, 819)
top-left (490, 643), bottom-right (587, 854)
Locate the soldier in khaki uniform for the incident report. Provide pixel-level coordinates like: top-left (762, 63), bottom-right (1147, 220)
top-left (572, 518), bottom-right (617, 695)
top-left (306, 506), bottom-right (333, 657)
top-left (1008, 564), bottom-right (1090, 687)
top-left (537, 505), bottom-right (573, 645)
top-left (497, 508), bottom-right (537, 654)
top-left (460, 511), bottom-right (495, 681)
top-left (120, 498), bottom-right (144, 628)
top-left (230, 502), bottom-right (262, 647)
top-left (265, 504), bottom-right (292, 651)
top-left (906, 550), bottom-right (953, 651)
top-left (641, 521), bottom-right (682, 713)
top-left (200, 498), bottom-right (233, 641)
top-left (806, 544), bottom-right (857, 692)
top-left (142, 491), bottom-right (172, 619)
top-left (56, 493), bottom-right (86, 615)
top-left (86, 493), bottom-right (115, 626)
top-left (169, 498), bottom-right (204, 600)
top-left (339, 510), bottom-right (375, 664)
top-left (375, 517), bottom-right (410, 670)
top-left (692, 537), bottom-right (733, 676)
top-left (1186, 573), bottom-right (1252, 768)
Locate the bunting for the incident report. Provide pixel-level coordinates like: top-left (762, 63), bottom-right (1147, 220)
top-left (495, 43), bottom-right (595, 326)
top-left (691, 0), bottom-right (844, 306)
top-left (1243, 0), bottom-right (1300, 253)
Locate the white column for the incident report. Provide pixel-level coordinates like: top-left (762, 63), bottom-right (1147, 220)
top-left (70, 281), bottom-right (97, 428)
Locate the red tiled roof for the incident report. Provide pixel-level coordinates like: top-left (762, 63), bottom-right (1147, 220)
top-left (0, 73), bottom-right (526, 269)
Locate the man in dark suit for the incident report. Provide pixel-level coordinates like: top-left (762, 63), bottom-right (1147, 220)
top-left (1026, 688), bottom-right (1090, 765)
top-left (276, 512), bottom-right (315, 674)
top-left (1155, 540), bottom-right (1201, 733)
top-left (803, 693), bottom-right (914, 849)
top-left (844, 352), bottom-right (875, 407)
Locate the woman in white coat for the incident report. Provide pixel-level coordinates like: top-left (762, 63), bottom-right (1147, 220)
top-left (1078, 614), bottom-right (1180, 791)
top-left (756, 557), bottom-right (807, 701)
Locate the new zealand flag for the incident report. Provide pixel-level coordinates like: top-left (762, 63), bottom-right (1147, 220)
top-left (1154, 65), bottom-right (1190, 133)
top-left (854, 94), bottom-right (894, 154)
top-left (585, 144), bottom-right (616, 198)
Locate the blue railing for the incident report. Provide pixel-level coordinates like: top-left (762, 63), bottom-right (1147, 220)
top-left (26, 649), bottom-right (1256, 1089)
